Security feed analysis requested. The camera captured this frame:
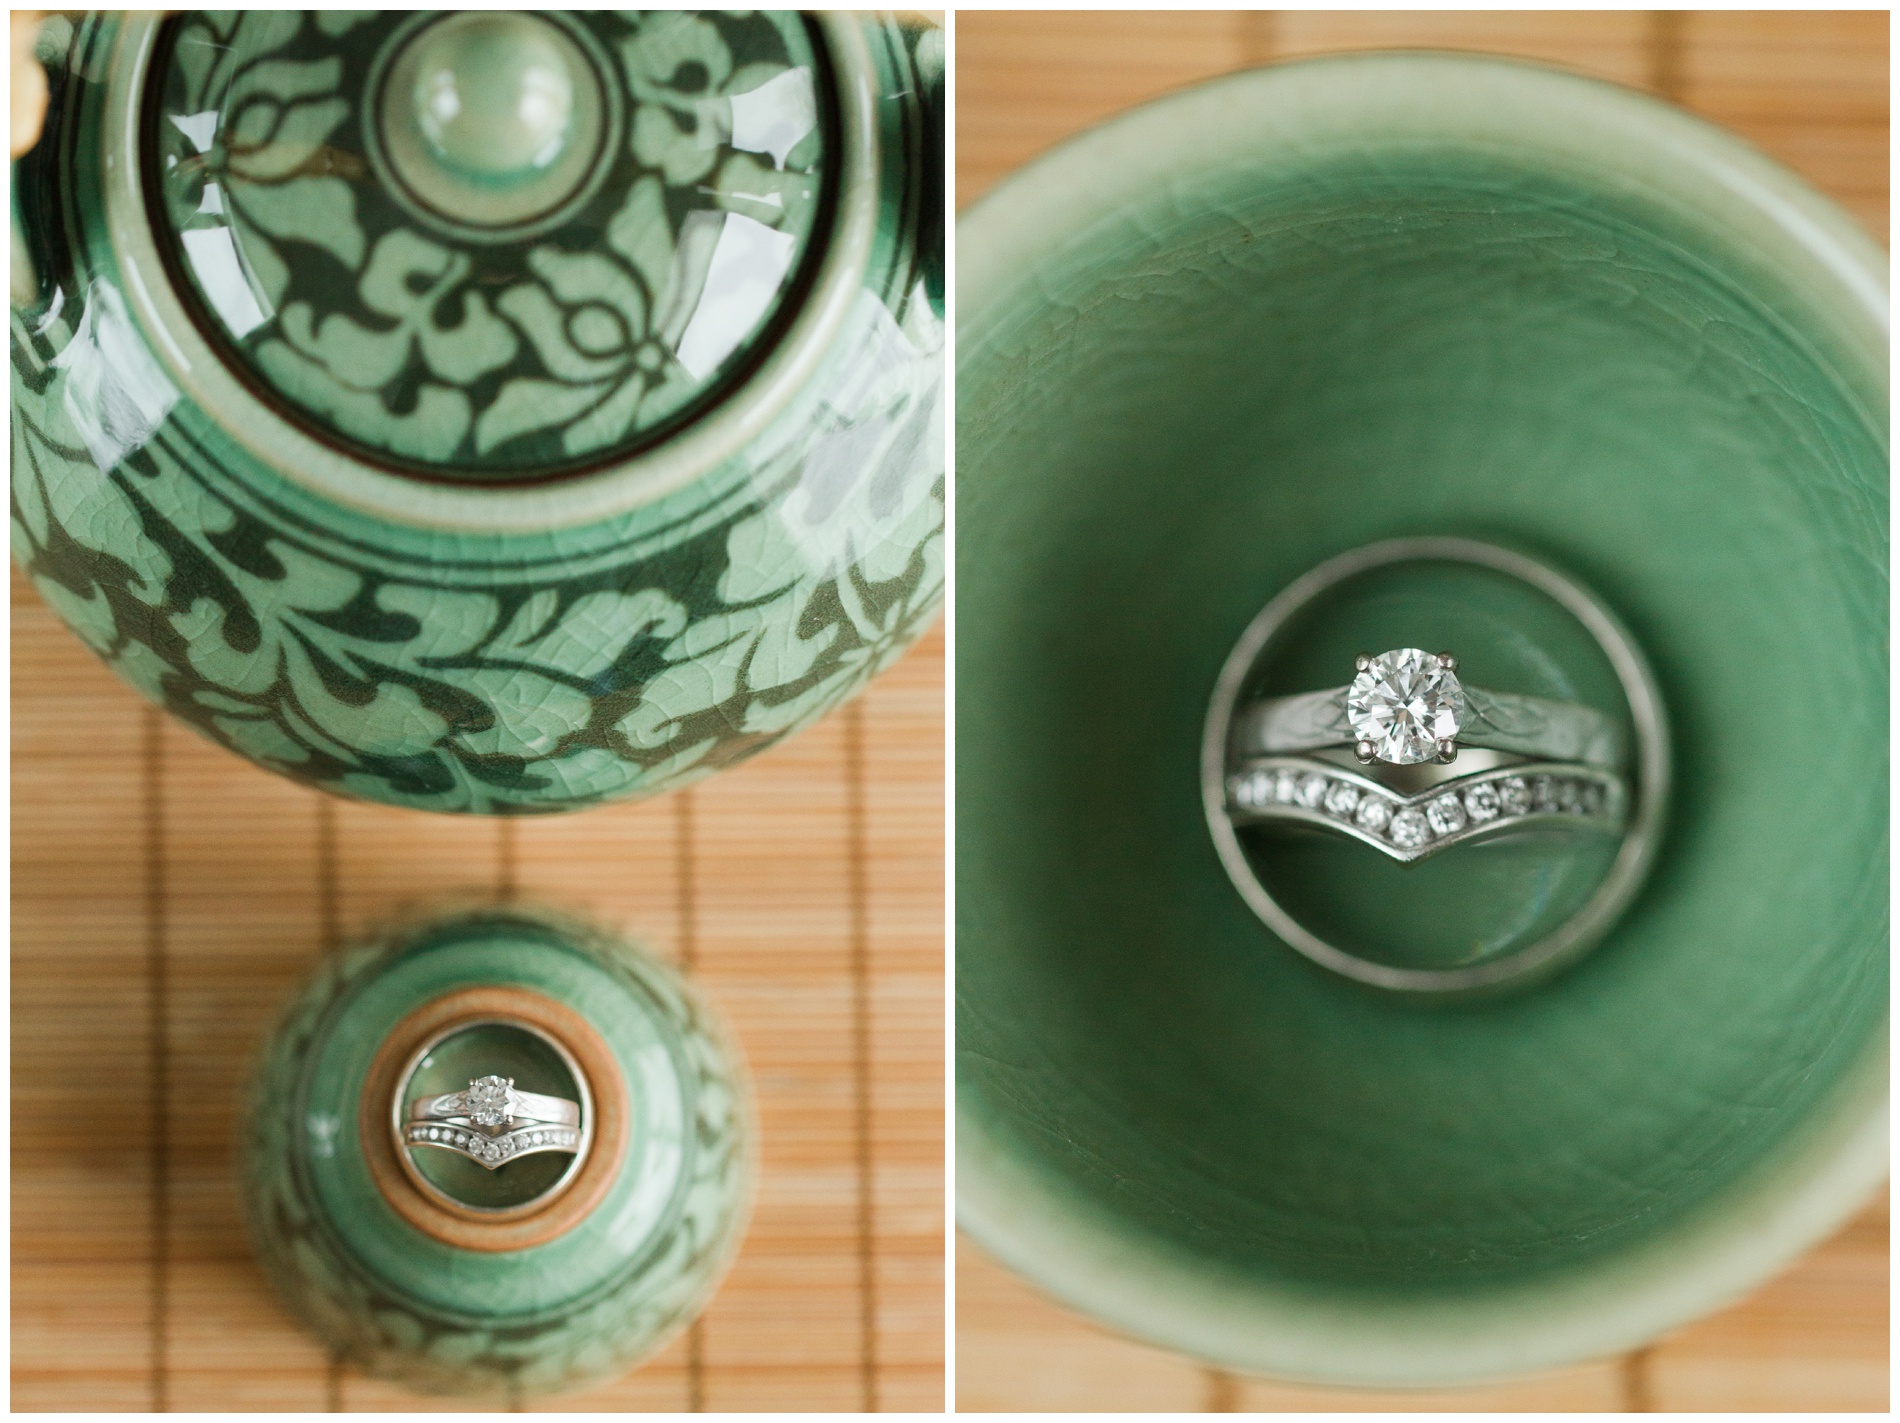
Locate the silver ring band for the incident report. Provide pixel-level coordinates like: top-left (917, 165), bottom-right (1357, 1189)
top-left (402, 1120), bottom-right (583, 1171)
top-left (1234, 684), bottom-right (1624, 769)
top-left (1227, 756), bottom-right (1626, 864)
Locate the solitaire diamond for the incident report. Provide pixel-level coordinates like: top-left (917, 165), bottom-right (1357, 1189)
top-left (1345, 648), bottom-right (1466, 765)
top-left (465, 1075), bottom-right (512, 1129)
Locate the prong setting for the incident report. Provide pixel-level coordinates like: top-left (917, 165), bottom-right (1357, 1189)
top-left (1345, 648), bottom-right (1468, 766)
top-left (1354, 653), bottom-right (1373, 673)
top-left (1435, 737), bottom-right (1458, 764)
top-left (1436, 651), bottom-right (1457, 670)
top-left (1354, 740), bottom-right (1377, 764)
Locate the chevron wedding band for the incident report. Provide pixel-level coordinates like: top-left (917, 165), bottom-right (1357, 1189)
top-left (1226, 755), bottom-right (1625, 864)
top-left (402, 1119), bottom-right (583, 1171)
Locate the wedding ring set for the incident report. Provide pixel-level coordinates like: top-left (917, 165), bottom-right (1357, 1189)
top-left (402, 1074), bottom-right (583, 1171)
top-left (1202, 538), bottom-right (1670, 993)
top-left (1224, 645), bottom-right (1627, 864)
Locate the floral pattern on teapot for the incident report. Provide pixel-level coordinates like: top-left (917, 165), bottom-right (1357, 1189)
top-left (11, 11), bottom-right (942, 815)
top-left (149, 10), bottom-right (828, 476)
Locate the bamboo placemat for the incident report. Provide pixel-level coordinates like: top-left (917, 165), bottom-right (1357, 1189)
top-left (12, 562), bottom-right (944, 1412)
top-left (954, 9), bottom-right (1887, 1413)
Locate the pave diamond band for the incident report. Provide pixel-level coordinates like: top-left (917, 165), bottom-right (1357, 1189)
top-left (1226, 756), bottom-right (1625, 863)
top-left (402, 1120), bottom-right (583, 1171)
top-left (406, 1075), bottom-right (581, 1132)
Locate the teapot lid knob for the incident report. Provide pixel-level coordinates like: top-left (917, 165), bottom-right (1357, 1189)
top-left (385, 12), bottom-right (594, 226)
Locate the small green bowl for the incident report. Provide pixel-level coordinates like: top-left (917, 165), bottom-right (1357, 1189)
top-left (957, 53), bottom-right (1885, 1386)
top-left (241, 903), bottom-right (753, 1398)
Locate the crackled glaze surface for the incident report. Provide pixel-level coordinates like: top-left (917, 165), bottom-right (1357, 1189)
top-left (241, 906), bottom-right (751, 1399)
top-left (12, 11), bottom-right (941, 814)
top-left (957, 55), bottom-right (1885, 1384)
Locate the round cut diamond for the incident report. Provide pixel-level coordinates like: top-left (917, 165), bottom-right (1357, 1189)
top-left (1387, 807), bottom-right (1430, 849)
top-left (1295, 772), bottom-right (1329, 808)
top-left (1323, 780), bottom-right (1361, 818)
top-left (1353, 795), bottom-right (1393, 832)
top-left (1463, 782), bottom-right (1501, 822)
top-left (1345, 649), bottom-right (1465, 765)
top-left (1426, 793), bottom-right (1467, 836)
top-left (464, 1075), bottom-right (512, 1128)
top-left (1498, 776), bottom-right (1531, 815)
top-left (1231, 770), bottom-right (1272, 810)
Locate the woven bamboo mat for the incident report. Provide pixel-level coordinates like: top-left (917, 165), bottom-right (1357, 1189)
top-left (955, 9), bottom-right (1887, 1413)
top-left (11, 561), bottom-right (944, 1412)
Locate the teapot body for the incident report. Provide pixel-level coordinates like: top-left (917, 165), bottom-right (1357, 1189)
top-left (12, 10), bottom-right (942, 813)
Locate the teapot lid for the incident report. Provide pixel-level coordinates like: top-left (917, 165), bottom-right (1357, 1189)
top-left (144, 10), bottom-right (832, 483)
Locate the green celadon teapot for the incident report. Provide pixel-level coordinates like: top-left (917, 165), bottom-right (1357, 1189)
top-left (12, 9), bottom-right (942, 813)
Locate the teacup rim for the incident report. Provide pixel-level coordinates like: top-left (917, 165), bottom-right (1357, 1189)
top-left (959, 1024), bottom-right (1886, 1385)
top-left (958, 49), bottom-right (1887, 384)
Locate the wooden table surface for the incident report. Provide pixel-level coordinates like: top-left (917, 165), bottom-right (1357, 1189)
top-left (12, 560), bottom-right (944, 1412)
top-left (954, 9), bottom-right (1888, 1414)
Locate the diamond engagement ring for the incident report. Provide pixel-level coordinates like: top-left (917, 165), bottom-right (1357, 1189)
top-left (407, 1075), bottom-right (581, 1131)
top-left (1234, 647), bottom-right (1624, 769)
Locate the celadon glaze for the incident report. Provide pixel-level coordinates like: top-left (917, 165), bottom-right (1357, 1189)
top-left (957, 55), bottom-right (1886, 1384)
top-left (241, 905), bottom-right (751, 1399)
top-left (12, 11), bottom-right (942, 813)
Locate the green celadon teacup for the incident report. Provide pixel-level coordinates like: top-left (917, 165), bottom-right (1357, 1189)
top-left (957, 53), bottom-right (1886, 1386)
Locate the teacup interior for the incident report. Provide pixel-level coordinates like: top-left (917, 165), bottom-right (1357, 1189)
top-left (959, 138), bottom-right (1885, 1292)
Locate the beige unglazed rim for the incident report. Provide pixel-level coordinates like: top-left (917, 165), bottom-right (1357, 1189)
top-left (101, 11), bottom-right (882, 534)
top-left (956, 51), bottom-right (1888, 1387)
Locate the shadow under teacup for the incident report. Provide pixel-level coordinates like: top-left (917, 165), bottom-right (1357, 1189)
top-left (957, 53), bottom-right (1885, 1386)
